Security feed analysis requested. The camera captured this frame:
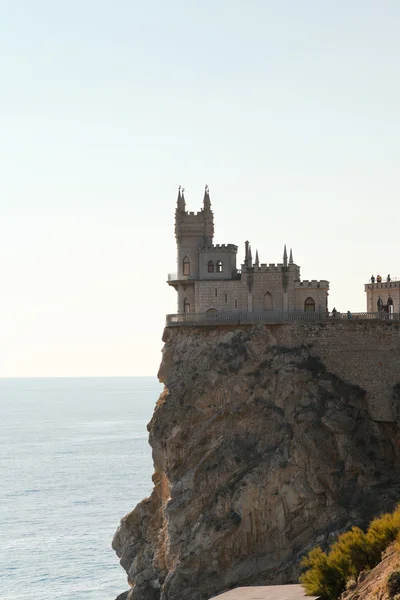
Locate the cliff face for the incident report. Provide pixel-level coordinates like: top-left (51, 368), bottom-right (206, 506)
top-left (113, 324), bottom-right (400, 600)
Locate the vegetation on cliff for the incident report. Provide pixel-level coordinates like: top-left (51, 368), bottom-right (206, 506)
top-left (300, 505), bottom-right (400, 599)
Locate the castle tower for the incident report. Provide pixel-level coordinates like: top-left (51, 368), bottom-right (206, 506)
top-left (175, 186), bottom-right (214, 280)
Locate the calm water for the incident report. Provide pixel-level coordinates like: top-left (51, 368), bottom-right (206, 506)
top-left (0, 377), bottom-right (161, 600)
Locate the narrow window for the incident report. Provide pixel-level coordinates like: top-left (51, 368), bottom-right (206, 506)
top-left (183, 298), bottom-right (190, 313)
top-left (224, 293), bottom-right (228, 303)
top-left (263, 292), bottom-right (273, 310)
top-left (234, 298), bottom-right (238, 308)
top-left (216, 260), bottom-right (223, 273)
top-left (208, 260), bottom-right (214, 273)
top-left (304, 297), bottom-right (315, 312)
top-left (183, 256), bottom-right (190, 275)
top-left (215, 288), bottom-right (218, 298)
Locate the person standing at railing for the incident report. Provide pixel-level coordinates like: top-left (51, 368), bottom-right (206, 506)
top-left (387, 274), bottom-right (391, 282)
top-left (332, 307), bottom-right (337, 319)
top-left (377, 275), bottom-right (382, 283)
top-left (347, 310), bottom-right (352, 319)
top-left (371, 275), bottom-right (375, 283)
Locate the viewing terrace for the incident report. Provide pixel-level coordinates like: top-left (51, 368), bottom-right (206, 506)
top-left (165, 310), bottom-right (400, 327)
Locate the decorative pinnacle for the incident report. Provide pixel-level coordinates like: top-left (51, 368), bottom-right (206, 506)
top-left (255, 249), bottom-right (259, 266)
top-left (177, 185), bottom-right (185, 210)
top-left (203, 184), bottom-right (211, 210)
top-left (289, 248), bottom-right (293, 264)
top-left (283, 244), bottom-right (288, 266)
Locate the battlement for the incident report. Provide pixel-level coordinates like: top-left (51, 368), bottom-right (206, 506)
top-left (200, 244), bottom-right (238, 253)
top-left (296, 280), bottom-right (329, 288)
top-left (241, 263), bottom-right (300, 272)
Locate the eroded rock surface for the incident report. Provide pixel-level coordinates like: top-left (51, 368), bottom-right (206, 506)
top-left (113, 325), bottom-right (400, 600)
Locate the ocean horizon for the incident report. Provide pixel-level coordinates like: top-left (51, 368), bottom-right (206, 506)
top-left (0, 376), bottom-right (162, 600)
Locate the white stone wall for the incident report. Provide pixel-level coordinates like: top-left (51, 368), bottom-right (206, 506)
top-left (195, 280), bottom-right (243, 312)
top-left (198, 249), bottom-right (237, 280)
top-left (365, 284), bottom-right (400, 312)
top-left (294, 284), bottom-right (328, 312)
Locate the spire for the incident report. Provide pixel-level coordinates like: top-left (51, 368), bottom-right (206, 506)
top-left (289, 248), bottom-right (293, 264)
top-left (203, 185), bottom-right (211, 211)
top-left (177, 185), bottom-right (185, 211)
top-left (283, 244), bottom-right (288, 267)
top-left (245, 240), bottom-right (249, 262)
top-left (255, 249), bottom-right (259, 266)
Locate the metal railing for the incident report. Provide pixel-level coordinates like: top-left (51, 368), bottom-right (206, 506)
top-left (165, 311), bottom-right (400, 327)
top-left (167, 273), bottom-right (195, 282)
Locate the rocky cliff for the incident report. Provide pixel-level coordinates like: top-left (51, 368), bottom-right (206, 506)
top-left (113, 323), bottom-right (400, 600)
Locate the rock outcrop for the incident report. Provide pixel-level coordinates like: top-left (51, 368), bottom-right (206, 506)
top-left (113, 324), bottom-right (400, 600)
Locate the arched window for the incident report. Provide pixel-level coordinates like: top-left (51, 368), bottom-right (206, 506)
top-left (234, 298), bottom-right (238, 309)
top-left (224, 293), bottom-right (228, 303)
top-left (215, 288), bottom-right (218, 298)
top-left (304, 297), bottom-right (315, 312)
top-left (216, 260), bottom-right (223, 273)
top-left (263, 292), bottom-right (273, 311)
top-left (388, 296), bottom-right (393, 306)
top-left (377, 297), bottom-right (383, 312)
top-left (183, 256), bottom-right (190, 275)
top-left (207, 308), bottom-right (218, 315)
top-left (208, 261), bottom-right (214, 273)
top-left (183, 298), bottom-right (190, 313)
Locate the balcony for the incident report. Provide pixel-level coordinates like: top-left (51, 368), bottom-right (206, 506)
top-left (167, 273), bottom-right (196, 283)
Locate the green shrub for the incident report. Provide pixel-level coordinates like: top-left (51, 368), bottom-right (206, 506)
top-left (300, 504), bottom-right (400, 598)
top-left (300, 547), bottom-right (344, 600)
top-left (387, 570), bottom-right (400, 598)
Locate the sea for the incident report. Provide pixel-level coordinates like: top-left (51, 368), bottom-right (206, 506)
top-left (0, 377), bottom-right (161, 600)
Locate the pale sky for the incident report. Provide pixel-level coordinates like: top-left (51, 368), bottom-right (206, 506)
top-left (1, 0), bottom-right (399, 377)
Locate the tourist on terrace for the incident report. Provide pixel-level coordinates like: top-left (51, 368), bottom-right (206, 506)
top-left (332, 307), bottom-right (337, 319)
top-left (371, 275), bottom-right (375, 283)
top-left (347, 311), bottom-right (352, 319)
top-left (387, 274), bottom-right (391, 282)
top-left (377, 275), bottom-right (382, 283)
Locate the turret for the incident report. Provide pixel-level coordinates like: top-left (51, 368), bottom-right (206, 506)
top-left (174, 186), bottom-right (214, 279)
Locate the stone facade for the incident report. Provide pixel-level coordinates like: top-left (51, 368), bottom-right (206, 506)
top-left (365, 279), bottom-right (400, 313)
top-left (168, 187), bottom-right (329, 314)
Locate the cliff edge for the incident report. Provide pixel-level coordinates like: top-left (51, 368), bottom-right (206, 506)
top-left (113, 323), bottom-right (400, 600)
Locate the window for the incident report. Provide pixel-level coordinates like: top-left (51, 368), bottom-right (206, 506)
top-left (208, 260), bottom-right (214, 273)
top-left (304, 297), bottom-right (315, 312)
top-left (207, 308), bottom-right (218, 315)
top-left (183, 256), bottom-right (190, 275)
top-left (224, 293), bottom-right (228, 303)
top-left (263, 292), bottom-right (273, 311)
top-left (215, 288), bottom-right (218, 298)
top-left (234, 298), bottom-right (238, 309)
top-left (377, 297), bottom-right (383, 311)
top-left (183, 298), bottom-right (190, 313)
top-left (216, 260), bottom-right (223, 273)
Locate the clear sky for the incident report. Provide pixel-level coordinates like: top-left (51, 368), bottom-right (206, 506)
top-left (1, 0), bottom-right (399, 377)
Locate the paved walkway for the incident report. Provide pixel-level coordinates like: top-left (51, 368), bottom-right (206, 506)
top-left (209, 584), bottom-right (320, 600)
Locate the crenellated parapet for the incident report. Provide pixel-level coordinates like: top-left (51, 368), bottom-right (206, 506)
top-left (200, 244), bottom-right (238, 254)
top-left (296, 280), bottom-right (329, 288)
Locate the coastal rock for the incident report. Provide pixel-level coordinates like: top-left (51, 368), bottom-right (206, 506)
top-left (113, 324), bottom-right (400, 600)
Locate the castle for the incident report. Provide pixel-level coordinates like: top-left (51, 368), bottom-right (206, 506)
top-left (167, 186), bottom-right (329, 315)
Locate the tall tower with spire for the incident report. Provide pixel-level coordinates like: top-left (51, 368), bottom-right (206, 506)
top-left (174, 185), bottom-right (214, 280)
